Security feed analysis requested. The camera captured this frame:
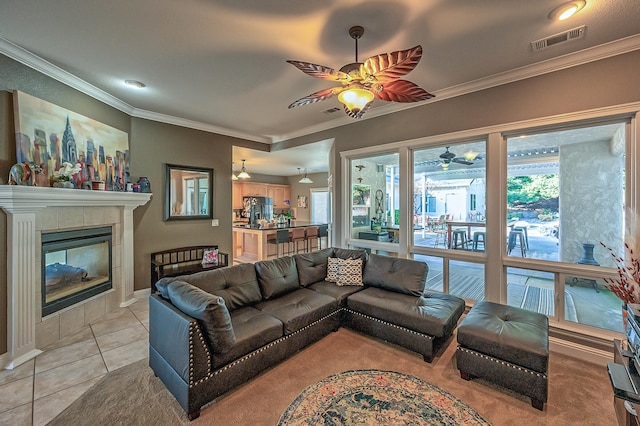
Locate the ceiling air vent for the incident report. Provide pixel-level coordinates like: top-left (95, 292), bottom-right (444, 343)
top-left (323, 107), bottom-right (341, 114)
top-left (531, 25), bottom-right (586, 52)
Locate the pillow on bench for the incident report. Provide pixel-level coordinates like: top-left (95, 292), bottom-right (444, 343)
top-left (167, 280), bottom-right (236, 353)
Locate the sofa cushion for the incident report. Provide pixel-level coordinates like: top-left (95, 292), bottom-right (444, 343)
top-left (333, 248), bottom-right (368, 263)
top-left (294, 248), bottom-right (334, 287)
top-left (166, 280), bottom-right (236, 353)
top-left (155, 263), bottom-right (261, 311)
top-left (211, 306), bottom-right (284, 369)
top-left (363, 254), bottom-right (428, 296)
top-left (336, 258), bottom-right (364, 286)
top-left (255, 257), bottom-right (300, 300)
top-left (155, 278), bottom-right (171, 299)
top-left (347, 287), bottom-right (465, 338)
top-left (308, 281), bottom-right (364, 308)
top-left (255, 288), bottom-right (338, 335)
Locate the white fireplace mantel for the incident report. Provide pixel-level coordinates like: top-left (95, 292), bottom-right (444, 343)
top-left (0, 186), bottom-right (151, 369)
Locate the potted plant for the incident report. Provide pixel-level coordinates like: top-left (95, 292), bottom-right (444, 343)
top-left (51, 162), bottom-right (81, 188)
top-left (600, 242), bottom-right (640, 331)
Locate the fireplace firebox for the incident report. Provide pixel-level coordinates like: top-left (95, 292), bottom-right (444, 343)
top-left (41, 226), bottom-right (113, 316)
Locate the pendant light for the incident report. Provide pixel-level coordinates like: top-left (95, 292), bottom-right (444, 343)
top-left (298, 168), bottom-right (313, 184)
top-left (232, 162), bottom-right (239, 180)
top-left (237, 160), bottom-right (251, 179)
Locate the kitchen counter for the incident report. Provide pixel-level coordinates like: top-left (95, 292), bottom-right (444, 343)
top-left (233, 221), bottom-right (324, 230)
top-left (232, 222), bottom-right (327, 262)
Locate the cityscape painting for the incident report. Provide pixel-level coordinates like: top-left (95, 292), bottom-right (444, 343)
top-left (13, 90), bottom-right (130, 190)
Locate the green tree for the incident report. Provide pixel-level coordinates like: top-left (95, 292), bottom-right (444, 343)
top-left (507, 175), bottom-right (559, 206)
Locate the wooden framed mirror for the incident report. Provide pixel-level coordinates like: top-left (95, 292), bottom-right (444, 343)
top-left (165, 164), bottom-right (213, 221)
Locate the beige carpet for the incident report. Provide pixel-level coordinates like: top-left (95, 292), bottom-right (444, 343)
top-left (51, 329), bottom-right (616, 426)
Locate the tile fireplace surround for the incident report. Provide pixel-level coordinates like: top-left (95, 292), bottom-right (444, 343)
top-left (0, 186), bottom-right (151, 370)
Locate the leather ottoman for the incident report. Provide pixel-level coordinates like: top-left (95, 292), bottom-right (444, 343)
top-left (456, 301), bottom-right (549, 410)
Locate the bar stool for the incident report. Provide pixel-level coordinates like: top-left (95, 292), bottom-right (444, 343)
top-left (317, 224), bottom-right (329, 249)
top-left (267, 229), bottom-right (291, 258)
top-left (472, 231), bottom-right (486, 252)
top-left (508, 229), bottom-right (527, 257)
top-left (513, 226), bottom-right (529, 250)
top-left (304, 226), bottom-right (319, 252)
top-left (451, 229), bottom-right (469, 249)
top-left (289, 228), bottom-right (306, 253)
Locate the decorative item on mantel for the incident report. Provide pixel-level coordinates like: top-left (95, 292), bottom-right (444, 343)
top-left (51, 162), bottom-right (81, 189)
top-left (137, 176), bottom-right (151, 193)
top-left (601, 242), bottom-right (640, 332)
top-left (8, 162), bottom-right (43, 186)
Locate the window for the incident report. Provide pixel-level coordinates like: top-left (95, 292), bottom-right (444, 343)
top-left (504, 121), bottom-right (627, 333)
top-left (349, 153), bottom-right (399, 244)
top-left (505, 122), bottom-right (625, 262)
top-left (413, 141), bottom-right (486, 250)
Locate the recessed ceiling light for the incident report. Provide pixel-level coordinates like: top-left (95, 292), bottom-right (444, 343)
top-left (124, 79), bottom-right (146, 89)
top-left (548, 1), bottom-right (586, 21)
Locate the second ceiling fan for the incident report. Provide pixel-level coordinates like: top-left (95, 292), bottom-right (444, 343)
top-left (287, 26), bottom-right (434, 119)
top-left (439, 147), bottom-right (476, 166)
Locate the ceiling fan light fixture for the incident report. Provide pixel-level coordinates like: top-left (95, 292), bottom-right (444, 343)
top-left (338, 87), bottom-right (374, 114)
top-left (440, 162), bottom-right (450, 170)
top-left (463, 149), bottom-right (479, 161)
top-left (549, 1), bottom-right (586, 21)
top-left (237, 160), bottom-right (251, 179)
top-left (298, 168), bottom-right (313, 184)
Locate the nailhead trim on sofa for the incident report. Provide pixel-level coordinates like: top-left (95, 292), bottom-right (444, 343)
top-left (456, 346), bottom-right (547, 379)
top-left (189, 309), bottom-right (341, 388)
top-left (344, 309), bottom-right (435, 341)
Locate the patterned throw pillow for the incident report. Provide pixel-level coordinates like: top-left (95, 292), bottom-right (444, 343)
top-left (326, 257), bottom-right (343, 282)
top-left (337, 258), bottom-right (363, 286)
top-left (202, 249), bottom-right (219, 265)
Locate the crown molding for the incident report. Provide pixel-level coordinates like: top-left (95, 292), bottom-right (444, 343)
top-left (0, 37), bottom-right (135, 115)
top-left (0, 37), bottom-right (270, 144)
top-left (2, 34), bottom-right (639, 145)
top-left (131, 109), bottom-right (270, 143)
top-left (273, 34), bottom-right (640, 143)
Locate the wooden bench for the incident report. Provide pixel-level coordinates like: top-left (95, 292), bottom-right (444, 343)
top-left (150, 245), bottom-right (229, 290)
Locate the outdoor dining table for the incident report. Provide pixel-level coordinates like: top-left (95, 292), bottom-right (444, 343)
top-left (446, 220), bottom-right (486, 249)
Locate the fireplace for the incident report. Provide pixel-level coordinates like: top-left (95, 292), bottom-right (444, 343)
top-left (41, 226), bottom-right (113, 316)
top-left (0, 186), bottom-right (151, 369)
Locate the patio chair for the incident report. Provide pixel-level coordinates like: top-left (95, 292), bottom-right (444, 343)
top-left (433, 215), bottom-right (448, 248)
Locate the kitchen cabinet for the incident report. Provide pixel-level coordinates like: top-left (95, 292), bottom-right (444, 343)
top-left (243, 183), bottom-right (268, 197)
top-left (268, 184), bottom-right (291, 209)
top-left (232, 182), bottom-right (244, 209)
top-left (233, 182), bottom-right (291, 209)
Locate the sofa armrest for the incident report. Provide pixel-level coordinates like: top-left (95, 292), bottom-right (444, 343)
top-left (149, 294), bottom-right (211, 384)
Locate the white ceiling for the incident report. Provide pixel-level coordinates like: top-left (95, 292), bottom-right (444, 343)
top-left (1, 0), bottom-right (639, 176)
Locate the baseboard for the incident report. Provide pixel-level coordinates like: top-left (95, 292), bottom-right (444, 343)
top-left (550, 336), bottom-right (613, 366)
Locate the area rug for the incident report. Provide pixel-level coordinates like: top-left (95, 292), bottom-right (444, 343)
top-left (277, 369), bottom-right (491, 426)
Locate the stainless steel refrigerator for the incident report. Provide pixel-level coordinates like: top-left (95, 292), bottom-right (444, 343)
top-left (242, 196), bottom-right (273, 225)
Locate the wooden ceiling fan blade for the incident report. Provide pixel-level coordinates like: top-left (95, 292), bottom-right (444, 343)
top-left (286, 60), bottom-right (350, 82)
top-left (288, 86), bottom-right (343, 109)
top-left (373, 80), bottom-right (434, 103)
top-left (363, 45), bottom-right (423, 83)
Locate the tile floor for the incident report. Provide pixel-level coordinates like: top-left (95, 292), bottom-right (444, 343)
top-left (0, 294), bottom-right (150, 426)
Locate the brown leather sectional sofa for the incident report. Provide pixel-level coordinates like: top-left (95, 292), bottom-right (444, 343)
top-left (149, 248), bottom-right (465, 420)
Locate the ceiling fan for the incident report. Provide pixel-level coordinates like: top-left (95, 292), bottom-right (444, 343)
top-left (287, 26), bottom-right (434, 119)
top-left (439, 147), bottom-right (475, 166)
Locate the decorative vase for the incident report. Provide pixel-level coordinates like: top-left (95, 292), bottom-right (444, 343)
top-left (137, 177), bottom-right (151, 193)
top-left (622, 303), bottom-right (629, 333)
top-left (53, 180), bottom-right (75, 189)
